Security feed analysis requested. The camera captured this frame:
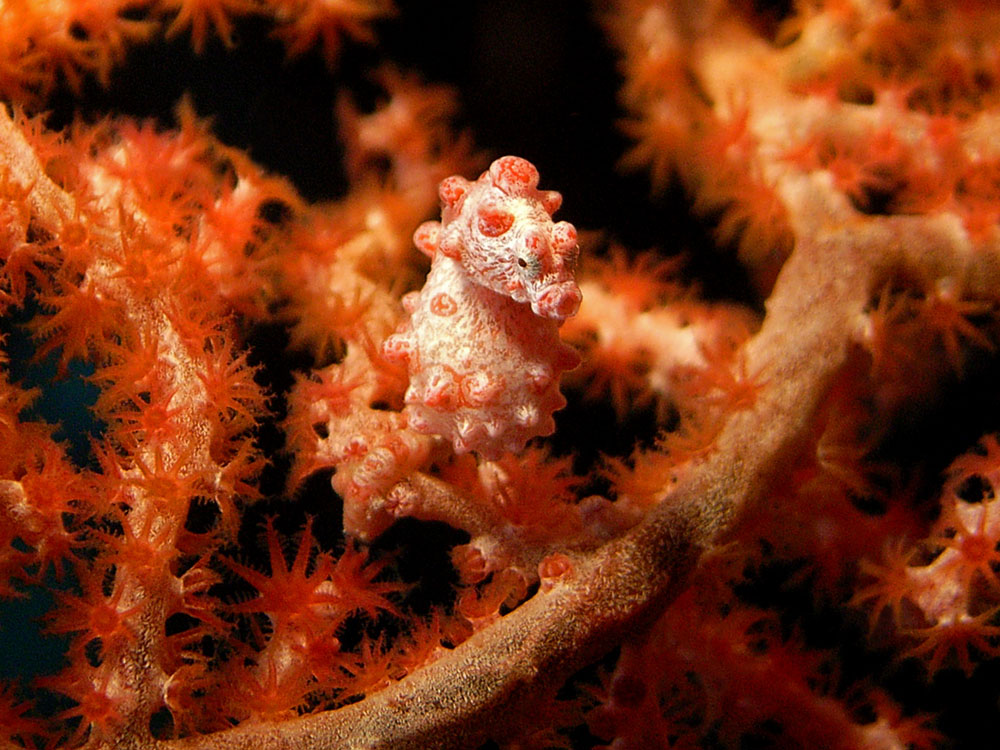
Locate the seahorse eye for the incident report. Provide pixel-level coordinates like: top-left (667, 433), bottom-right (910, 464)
top-left (516, 253), bottom-right (541, 278)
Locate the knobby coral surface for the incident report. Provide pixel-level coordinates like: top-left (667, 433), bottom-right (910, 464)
top-left (3, 2), bottom-right (1000, 749)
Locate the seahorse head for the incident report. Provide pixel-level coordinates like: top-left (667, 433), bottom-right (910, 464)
top-left (414, 156), bottom-right (582, 321)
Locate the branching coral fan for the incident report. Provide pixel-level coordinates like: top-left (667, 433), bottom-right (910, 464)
top-left (3, 1), bottom-right (1000, 748)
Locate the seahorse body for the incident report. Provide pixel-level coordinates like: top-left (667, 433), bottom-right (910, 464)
top-left (383, 156), bottom-right (581, 458)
